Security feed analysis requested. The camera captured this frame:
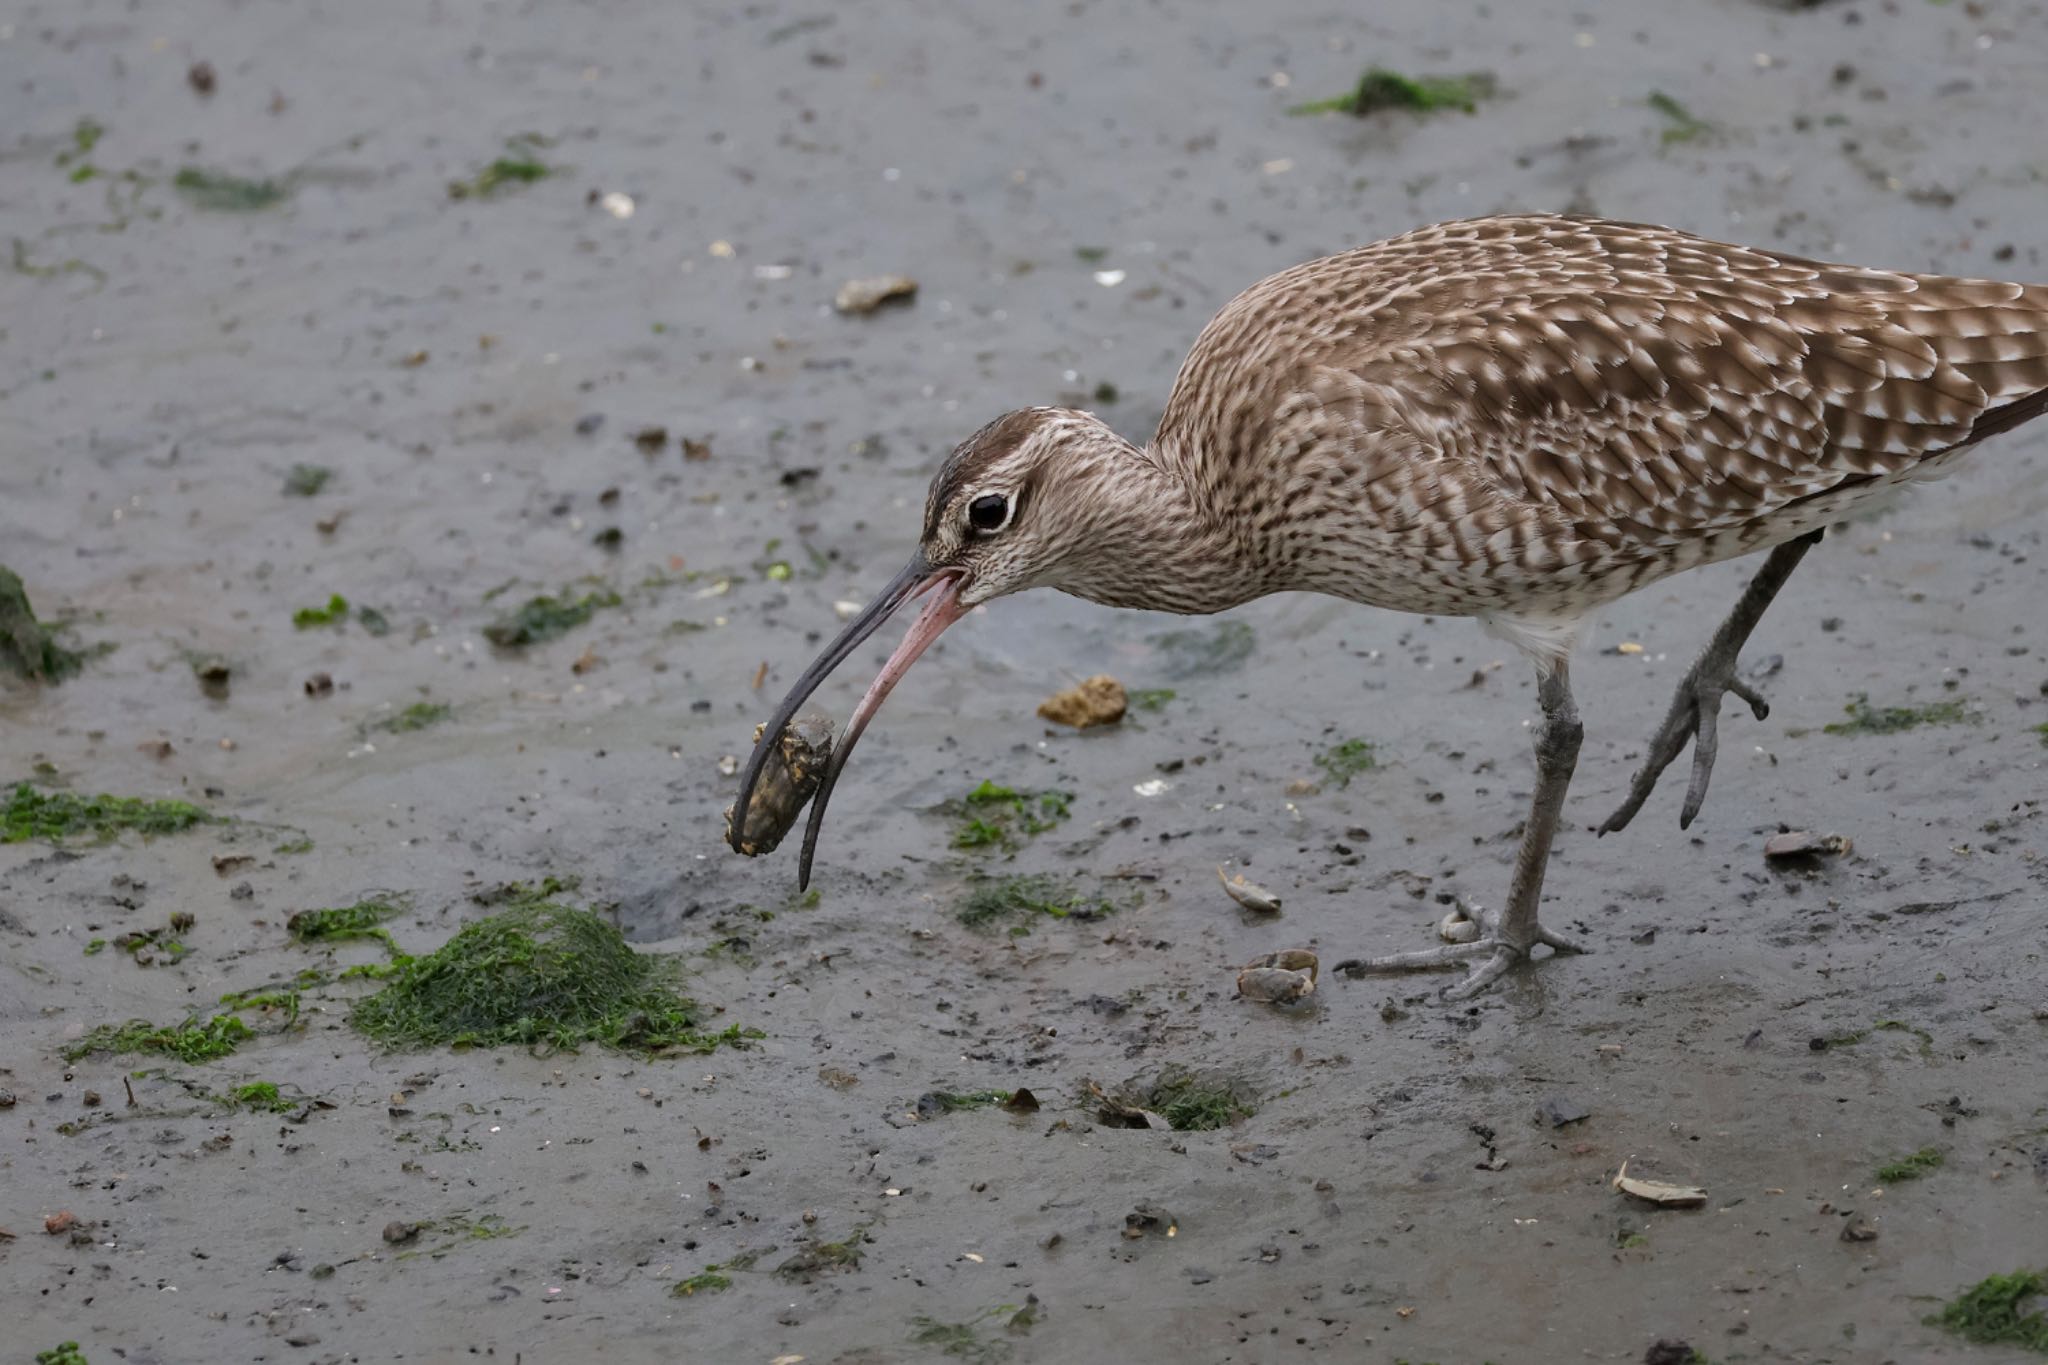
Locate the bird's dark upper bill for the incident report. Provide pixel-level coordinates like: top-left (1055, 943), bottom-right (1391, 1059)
top-left (728, 555), bottom-right (968, 888)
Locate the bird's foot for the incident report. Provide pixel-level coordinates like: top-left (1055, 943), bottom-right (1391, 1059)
top-left (1597, 649), bottom-right (1770, 836)
top-left (1333, 908), bottom-right (1586, 1001)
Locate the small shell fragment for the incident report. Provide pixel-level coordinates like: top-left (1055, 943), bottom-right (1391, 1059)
top-left (1437, 906), bottom-right (1481, 943)
top-left (724, 713), bottom-right (836, 857)
top-left (1236, 949), bottom-right (1318, 1003)
top-left (833, 274), bottom-right (918, 314)
top-left (1612, 1159), bottom-right (1708, 1207)
top-left (1764, 830), bottom-right (1852, 861)
top-left (1217, 865), bottom-right (1282, 912)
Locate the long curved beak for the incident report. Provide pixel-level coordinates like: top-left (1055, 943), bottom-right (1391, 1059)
top-left (728, 554), bottom-right (970, 888)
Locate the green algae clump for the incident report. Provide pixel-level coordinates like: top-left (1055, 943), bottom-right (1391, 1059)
top-left (3, 783), bottom-right (213, 844)
top-left (1925, 1269), bottom-right (2048, 1352)
top-left (1314, 737), bottom-right (1378, 787)
top-left (1, 566), bottom-right (88, 683)
top-left (1290, 67), bottom-right (1496, 117)
top-left (1823, 693), bottom-right (1972, 736)
top-left (63, 1013), bottom-right (255, 1064)
top-left (215, 1081), bottom-right (299, 1113)
top-left (292, 593), bottom-right (350, 628)
top-left (447, 139), bottom-right (553, 200)
top-left (349, 893), bottom-right (730, 1055)
top-left (951, 780), bottom-right (1073, 850)
top-left (481, 589), bottom-right (621, 647)
top-left (376, 701), bottom-right (452, 733)
top-left (289, 896), bottom-right (405, 954)
top-left (1648, 90), bottom-right (1712, 144)
top-left (1147, 1066), bottom-right (1256, 1132)
top-left (671, 1267), bottom-right (733, 1296)
top-left (1874, 1146), bottom-right (1945, 1184)
top-left (173, 167), bottom-right (290, 211)
top-left (957, 874), bottom-right (1115, 929)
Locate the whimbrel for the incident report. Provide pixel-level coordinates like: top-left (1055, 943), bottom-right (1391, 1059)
top-left (731, 213), bottom-right (2048, 997)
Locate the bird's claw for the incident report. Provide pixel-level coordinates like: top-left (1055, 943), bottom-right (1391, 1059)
top-left (1334, 909), bottom-right (1586, 1000)
top-left (1599, 657), bottom-right (1769, 836)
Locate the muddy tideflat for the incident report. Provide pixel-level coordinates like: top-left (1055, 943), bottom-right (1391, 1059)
top-left (3, 1), bottom-right (2045, 1361)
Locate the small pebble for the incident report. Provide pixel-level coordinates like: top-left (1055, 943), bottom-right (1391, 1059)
top-left (1537, 1095), bottom-right (1591, 1127)
top-left (833, 274), bottom-right (918, 314)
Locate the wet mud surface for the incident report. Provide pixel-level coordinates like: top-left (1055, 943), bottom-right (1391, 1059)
top-left (4, 1), bottom-right (2047, 1361)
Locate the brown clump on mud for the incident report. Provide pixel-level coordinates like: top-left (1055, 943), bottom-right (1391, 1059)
top-left (1037, 674), bottom-right (1127, 728)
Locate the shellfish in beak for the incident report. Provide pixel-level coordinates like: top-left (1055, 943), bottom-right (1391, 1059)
top-left (727, 555), bottom-right (968, 888)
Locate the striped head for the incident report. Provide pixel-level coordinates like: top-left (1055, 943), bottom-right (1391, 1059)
top-left (917, 406), bottom-right (1156, 606)
top-left (729, 405), bottom-right (1208, 887)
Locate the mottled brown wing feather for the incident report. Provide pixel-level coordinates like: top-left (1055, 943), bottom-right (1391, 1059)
top-left (1159, 215), bottom-right (2048, 597)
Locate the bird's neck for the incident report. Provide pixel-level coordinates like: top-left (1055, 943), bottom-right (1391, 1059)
top-left (1047, 432), bottom-right (1267, 614)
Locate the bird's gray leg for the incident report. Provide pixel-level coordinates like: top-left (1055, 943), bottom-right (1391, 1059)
top-left (1598, 530), bottom-right (1821, 836)
top-left (1336, 662), bottom-right (1587, 999)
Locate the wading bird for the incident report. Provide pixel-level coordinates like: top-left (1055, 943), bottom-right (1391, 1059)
top-left (730, 213), bottom-right (2048, 997)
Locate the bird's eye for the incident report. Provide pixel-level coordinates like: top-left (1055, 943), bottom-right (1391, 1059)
top-left (966, 492), bottom-right (1011, 533)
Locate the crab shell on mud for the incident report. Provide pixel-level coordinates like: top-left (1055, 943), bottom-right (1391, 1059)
top-left (1236, 948), bottom-right (1319, 1003)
